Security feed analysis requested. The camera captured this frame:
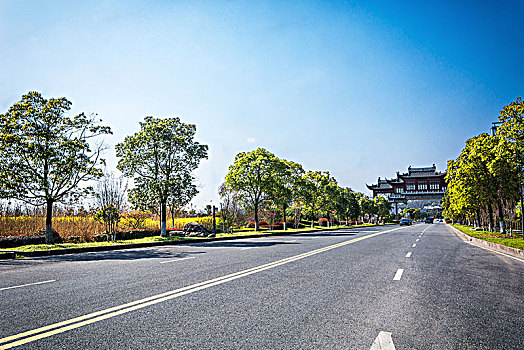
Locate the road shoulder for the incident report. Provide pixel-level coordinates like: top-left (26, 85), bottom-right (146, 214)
top-left (446, 224), bottom-right (524, 260)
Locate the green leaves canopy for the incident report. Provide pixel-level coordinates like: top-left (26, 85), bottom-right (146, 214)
top-left (0, 91), bottom-right (111, 243)
top-left (116, 116), bottom-right (208, 236)
top-left (224, 148), bottom-right (285, 230)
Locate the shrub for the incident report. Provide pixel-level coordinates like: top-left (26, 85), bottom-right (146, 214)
top-left (66, 236), bottom-right (81, 243)
top-left (0, 235), bottom-right (45, 248)
top-left (115, 229), bottom-right (161, 240)
top-left (93, 234), bottom-right (108, 242)
top-left (270, 223), bottom-right (283, 230)
top-left (246, 221), bottom-right (269, 228)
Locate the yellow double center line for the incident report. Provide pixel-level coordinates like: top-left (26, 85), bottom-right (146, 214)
top-left (0, 227), bottom-right (401, 349)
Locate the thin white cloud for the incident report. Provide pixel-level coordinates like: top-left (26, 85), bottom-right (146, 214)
top-left (246, 137), bottom-right (256, 144)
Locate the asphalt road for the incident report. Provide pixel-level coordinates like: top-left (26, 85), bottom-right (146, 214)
top-left (1, 223), bottom-right (523, 349)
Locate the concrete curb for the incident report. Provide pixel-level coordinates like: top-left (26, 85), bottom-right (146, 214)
top-left (0, 224), bottom-right (385, 260)
top-left (447, 224), bottom-right (524, 260)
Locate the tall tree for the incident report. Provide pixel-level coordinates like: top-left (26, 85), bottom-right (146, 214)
top-left (374, 196), bottom-right (391, 222)
top-left (266, 159), bottom-right (304, 230)
top-left (116, 116), bottom-right (208, 236)
top-left (335, 187), bottom-right (361, 224)
top-left (0, 91), bottom-right (111, 243)
top-left (298, 171), bottom-right (337, 227)
top-left (358, 194), bottom-right (376, 222)
top-left (224, 148), bottom-right (282, 231)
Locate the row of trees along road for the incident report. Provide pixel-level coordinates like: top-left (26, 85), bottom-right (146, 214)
top-left (221, 148), bottom-right (392, 231)
top-left (0, 92), bottom-right (207, 243)
top-left (443, 98), bottom-right (523, 234)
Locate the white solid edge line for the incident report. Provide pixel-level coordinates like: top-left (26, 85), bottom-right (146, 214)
top-left (406, 252), bottom-right (412, 258)
top-left (0, 280), bottom-right (56, 291)
top-left (370, 331), bottom-right (396, 350)
top-left (393, 269), bottom-right (404, 281)
top-left (464, 241), bottom-right (524, 263)
top-left (159, 257), bottom-right (196, 264)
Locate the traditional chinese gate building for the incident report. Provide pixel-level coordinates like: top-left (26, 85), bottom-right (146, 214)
top-left (366, 165), bottom-right (447, 218)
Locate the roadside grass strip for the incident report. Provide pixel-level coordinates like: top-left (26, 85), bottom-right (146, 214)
top-left (0, 226), bottom-right (402, 349)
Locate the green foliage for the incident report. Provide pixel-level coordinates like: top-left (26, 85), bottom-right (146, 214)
top-left (94, 204), bottom-right (120, 236)
top-left (298, 170), bottom-right (338, 224)
top-left (224, 148), bottom-right (285, 231)
top-left (116, 116), bottom-right (208, 236)
top-left (358, 194), bottom-right (376, 217)
top-left (374, 196), bottom-right (391, 221)
top-left (444, 98), bottom-right (523, 230)
top-left (335, 187), bottom-right (361, 221)
top-left (0, 91), bottom-right (111, 243)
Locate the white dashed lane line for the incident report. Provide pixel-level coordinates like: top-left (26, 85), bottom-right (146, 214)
top-left (393, 269), bottom-right (404, 281)
top-left (405, 252), bottom-right (412, 258)
top-left (159, 257), bottom-right (196, 264)
top-left (412, 244), bottom-right (416, 248)
top-left (0, 280), bottom-right (56, 291)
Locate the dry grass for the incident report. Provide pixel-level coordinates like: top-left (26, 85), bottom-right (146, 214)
top-left (0, 203), bottom-right (223, 242)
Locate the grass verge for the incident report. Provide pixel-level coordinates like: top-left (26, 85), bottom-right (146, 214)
top-left (452, 224), bottom-right (524, 251)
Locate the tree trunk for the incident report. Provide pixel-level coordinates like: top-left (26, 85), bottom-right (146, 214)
top-left (254, 203), bottom-right (259, 231)
top-left (497, 201), bottom-right (505, 235)
top-left (476, 210), bottom-right (481, 229)
top-left (282, 204), bottom-right (287, 230)
top-left (45, 199), bottom-right (54, 244)
top-left (160, 202), bottom-right (167, 237)
top-left (488, 204), bottom-right (495, 232)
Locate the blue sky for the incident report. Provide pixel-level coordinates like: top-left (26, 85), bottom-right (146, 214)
top-left (1, 0), bottom-right (522, 209)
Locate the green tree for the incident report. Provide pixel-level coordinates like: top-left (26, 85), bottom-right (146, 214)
top-left (298, 171), bottom-right (338, 227)
top-left (335, 187), bottom-right (361, 224)
top-left (0, 92), bottom-right (111, 243)
top-left (224, 148), bottom-right (282, 231)
top-left (116, 116), bottom-right (208, 236)
top-left (266, 159), bottom-right (304, 230)
top-left (374, 196), bottom-right (392, 222)
top-left (358, 195), bottom-right (376, 222)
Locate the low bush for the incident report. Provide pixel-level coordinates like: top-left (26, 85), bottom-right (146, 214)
top-left (93, 234), bottom-right (108, 242)
top-left (0, 235), bottom-right (46, 248)
top-left (115, 229), bottom-right (161, 240)
top-left (270, 223), bottom-right (283, 230)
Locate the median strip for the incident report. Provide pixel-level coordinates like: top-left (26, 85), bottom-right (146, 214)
top-left (0, 226), bottom-right (402, 349)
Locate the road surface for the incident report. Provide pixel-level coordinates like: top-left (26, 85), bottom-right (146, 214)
top-left (1, 223), bottom-right (523, 349)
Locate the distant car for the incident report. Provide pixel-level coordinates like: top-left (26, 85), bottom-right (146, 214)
top-left (400, 218), bottom-right (412, 226)
top-left (425, 217), bottom-right (434, 224)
